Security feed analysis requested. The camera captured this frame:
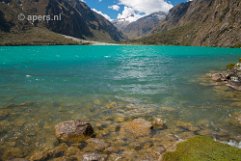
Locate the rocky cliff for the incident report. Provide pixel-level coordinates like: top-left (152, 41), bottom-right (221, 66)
top-left (138, 0), bottom-right (241, 47)
top-left (0, 0), bottom-right (124, 43)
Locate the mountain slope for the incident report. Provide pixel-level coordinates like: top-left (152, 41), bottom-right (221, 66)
top-left (117, 12), bottom-right (166, 39)
top-left (0, 0), bottom-right (124, 43)
top-left (137, 0), bottom-right (241, 47)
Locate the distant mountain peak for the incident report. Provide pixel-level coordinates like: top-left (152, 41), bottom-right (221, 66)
top-left (115, 11), bottom-right (167, 39)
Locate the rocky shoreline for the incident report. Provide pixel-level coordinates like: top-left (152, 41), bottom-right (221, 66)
top-left (3, 114), bottom-right (241, 161)
top-left (2, 59), bottom-right (241, 161)
top-left (210, 58), bottom-right (241, 91)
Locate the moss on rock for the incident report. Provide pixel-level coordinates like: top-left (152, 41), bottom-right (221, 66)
top-left (162, 136), bottom-right (241, 161)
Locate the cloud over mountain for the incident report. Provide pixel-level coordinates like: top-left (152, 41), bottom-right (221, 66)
top-left (117, 0), bottom-right (173, 22)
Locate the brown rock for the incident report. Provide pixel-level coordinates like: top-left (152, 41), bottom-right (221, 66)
top-left (29, 144), bottom-right (68, 161)
top-left (65, 146), bottom-right (80, 157)
top-left (120, 118), bottom-right (152, 137)
top-left (7, 159), bottom-right (28, 161)
top-left (86, 138), bottom-right (110, 152)
top-left (152, 118), bottom-right (166, 129)
top-left (226, 82), bottom-right (241, 91)
top-left (52, 156), bottom-right (77, 161)
top-left (105, 102), bottom-right (117, 109)
top-left (55, 120), bottom-right (94, 142)
top-left (211, 73), bottom-right (223, 82)
top-left (176, 121), bottom-right (199, 132)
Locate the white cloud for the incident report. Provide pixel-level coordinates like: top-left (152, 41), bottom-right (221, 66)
top-left (117, 6), bottom-right (143, 22)
top-left (92, 8), bottom-right (113, 21)
top-left (117, 0), bottom-right (173, 22)
top-left (108, 5), bottom-right (120, 11)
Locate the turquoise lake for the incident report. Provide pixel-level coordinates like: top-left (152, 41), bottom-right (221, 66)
top-left (0, 45), bottom-right (241, 159)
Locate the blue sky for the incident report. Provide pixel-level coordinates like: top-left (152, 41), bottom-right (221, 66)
top-left (84, 0), bottom-right (187, 21)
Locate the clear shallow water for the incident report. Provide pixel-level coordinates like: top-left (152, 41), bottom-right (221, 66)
top-left (0, 45), bottom-right (241, 159)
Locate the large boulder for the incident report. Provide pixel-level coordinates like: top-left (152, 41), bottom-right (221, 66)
top-left (55, 120), bottom-right (94, 142)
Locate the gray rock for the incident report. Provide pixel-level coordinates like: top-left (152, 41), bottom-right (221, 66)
top-left (82, 153), bottom-right (107, 161)
top-left (55, 120), bottom-right (94, 142)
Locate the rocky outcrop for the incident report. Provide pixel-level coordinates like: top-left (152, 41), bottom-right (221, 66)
top-left (55, 120), bottom-right (94, 142)
top-left (209, 59), bottom-right (241, 90)
top-left (138, 0), bottom-right (241, 47)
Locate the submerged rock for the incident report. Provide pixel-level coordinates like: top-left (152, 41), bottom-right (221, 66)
top-left (152, 117), bottom-right (166, 129)
top-left (6, 158), bottom-right (28, 161)
top-left (176, 121), bottom-right (199, 132)
top-left (55, 120), bottom-right (94, 142)
top-left (86, 138), bottom-right (110, 152)
top-left (105, 102), bottom-right (117, 109)
top-left (0, 110), bottom-right (10, 120)
top-left (226, 81), bottom-right (241, 91)
top-left (29, 144), bottom-right (68, 161)
top-left (52, 156), bottom-right (77, 161)
top-left (82, 153), bottom-right (107, 161)
top-left (120, 118), bottom-right (152, 137)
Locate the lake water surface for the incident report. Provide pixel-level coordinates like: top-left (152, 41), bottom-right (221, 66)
top-left (0, 45), bottom-right (241, 159)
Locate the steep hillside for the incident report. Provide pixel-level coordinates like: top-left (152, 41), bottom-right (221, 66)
top-left (137, 0), bottom-right (241, 47)
top-left (0, 0), bottom-right (124, 44)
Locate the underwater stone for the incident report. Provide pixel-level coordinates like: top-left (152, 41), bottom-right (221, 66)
top-left (29, 143), bottom-right (68, 161)
top-left (152, 117), bottom-right (166, 129)
top-left (6, 159), bottom-right (29, 161)
top-left (86, 138), bottom-right (110, 152)
top-left (120, 118), bottom-right (152, 137)
top-left (55, 120), bottom-right (94, 142)
top-left (0, 110), bottom-right (9, 120)
top-left (82, 153), bottom-right (107, 161)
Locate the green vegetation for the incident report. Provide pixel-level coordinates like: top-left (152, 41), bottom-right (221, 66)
top-left (162, 136), bottom-right (241, 161)
top-left (0, 27), bottom-right (85, 46)
top-left (233, 44), bottom-right (241, 48)
top-left (132, 24), bottom-right (198, 46)
top-left (226, 63), bottom-right (235, 70)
